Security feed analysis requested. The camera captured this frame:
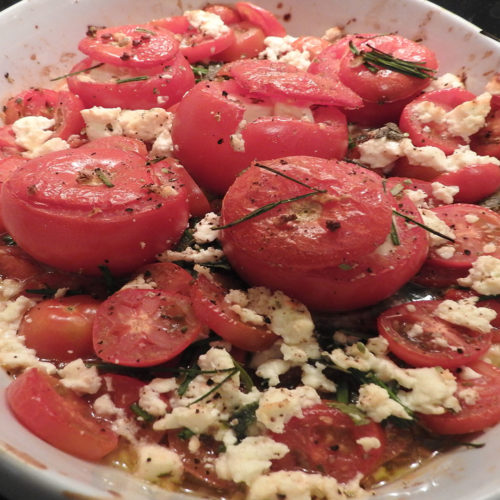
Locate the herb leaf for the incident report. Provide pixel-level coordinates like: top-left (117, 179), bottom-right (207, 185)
top-left (50, 62), bottom-right (104, 82)
top-left (229, 402), bottom-right (259, 441)
top-left (116, 76), bottom-right (149, 84)
top-left (393, 209), bottom-right (455, 243)
top-left (326, 401), bottom-right (370, 425)
top-left (130, 402), bottom-right (155, 422)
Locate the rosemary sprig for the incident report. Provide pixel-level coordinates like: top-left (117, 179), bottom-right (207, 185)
top-left (187, 367), bottom-right (239, 406)
top-left (116, 76), bottom-right (149, 84)
top-left (95, 168), bottom-right (114, 187)
top-left (135, 27), bottom-right (156, 36)
top-left (393, 210), bottom-right (455, 242)
top-left (50, 62), bottom-right (104, 82)
top-left (130, 402), bottom-right (155, 422)
top-left (349, 41), bottom-right (436, 79)
top-left (253, 163), bottom-right (325, 193)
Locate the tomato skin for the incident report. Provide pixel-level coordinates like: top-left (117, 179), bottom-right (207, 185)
top-left (204, 4), bottom-right (242, 24)
top-left (78, 24), bottom-right (180, 69)
top-left (399, 88), bottom-right (477, 155)
top-left (426, 204), bottom-right (500, 270)
top-left (270, 404), bottom-right (386, 484)
top-left (378, 300), bottom-right (492, 369)
top-left (3, 88), bottom-right (58, 124)
top-left (6, 368), bottom-right (118, 460)
top-left (190, 274), bottom-right (278, 352)
top-left (172, 80), bottom-right (349, 194)
top-left (79, 135), bottom-right (148, 157)
top-left (213, 21), bottom-right (266, 62)
top-left (0, 157), bottom-right (28, 232)
top-left (434, 163), bottom-right (500, 203)
top-left (470, 108), bottom-right (500, 159)
top-left (67, 54), bottom-right (194, 110)
top-left (19, 295), bottom-right (100, 363)
top-left (234, 1), bottom-right (286, 36)
top-left (52, 91), bottom-right (86, 140)
top-left (135, 261), bottom-right (194, 296)
top-left (222, 176), bottom-right (427, 311)
top-left (419, 361), bottom-right (500, 434)
top-left (93, 288), bottom-right (203, 367)
top-left (0, 126), bottom-right (23, 158)
top-left (1, 148), bottom-right (189, 275)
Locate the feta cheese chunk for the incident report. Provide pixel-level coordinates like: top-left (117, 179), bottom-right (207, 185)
top-left (134, 444), bottom-right (183, 482)
top-left (434, 297), bottom-right (496, 333)
top-left (458, 256), bottom-right (500, 295)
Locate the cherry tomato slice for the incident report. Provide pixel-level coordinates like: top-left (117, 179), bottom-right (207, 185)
top-left (426, 204), bottom-right (500, 270)
top-left (190, 274), bottom-right (278, 352)
top-left (204, 4), bottom-right (242, 25)
top-left (234, 2), bottom-right (286, 36)
top-left (19, 295), bottom-right (100, 362)
top-left (419, 360), bottom-right (500, 434)
top-left (378, 300), bottom-right (492, 369)
top-left (6, 368), bottom-right (118, 460)
top-left (78, 24), bottom-right (180, 69)
top-left (93, 288), bottom-right (202, 367)
top-left (213, 21), bottom-right (266, 62)
top-left (270, 404), bottom-right (386, 484)
top-left (134, 261), bottom-right (194, 296)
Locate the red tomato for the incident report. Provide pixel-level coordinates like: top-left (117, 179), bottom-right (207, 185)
top-left (385, 176), bottom-right (444, 207)
top-left (234, 2), bottom-right (286, 36)
top-left (399, 88), bottom-right (477, 155)
top-left (222, 171), bottom-right (428, 311)
top-left (150, 15), bottom-right (235, 63)
top-left (67, 54), bottom-right (194, 110)
top-left (223, 59), bottom-right (362, 108)
top-left (168, 430), bottom-right (237, 491)
top-left (0, 126), bottom-right (23, 158)
top-left (92, 288), bottom-right (202, 367)
top-left (426, 204), bottom-right (500, 270)
top-left (271, 404), bottom-right (386, 484)
top-left (221, 156), bottom-right (392, 270)
top-left (79, 135), bottom-right (148, 157)
top-left (378, 300), bottom-right (492, 369)
top-left (470, 108), bottom-right (500, 159)
top-left (190, 274), bottom-right (278, 352)
top-left (391, 156), bottom-right (442, 182)
top-left (52, 91), bottom-right (86, 140)
top-left (213, 21), bottom-right (266, 62)
top-left (135, 261), bottom-right (194, 295)
top-left (434, 163), bottom-right (500, 203)
top-left (78, 24), bottom-right (179, 69)
top-left (6, 368), bottom-right (118, 460)
top-left (172, 80), bottom-right (349, 194)
top-left (3, 88), bottom-right (59, 124)
top-left (419, 361), bottom-right (500, 434)
top-left (1, 148), bottom-right (189, 275)
top-left (0, 156), bottom-right (28, 232)
top-left (154, 157), bottom-right (211, 217)
top-left (411, 261), bottom-right (468, 288)
top-left (292, 36), bottom-right (331, 60)
top-left (338, 35), bottom-right (438, 103)
top-left (204, 4), bottom-right (242, 24)
top-left (19, 295), bottom-right (100, 363)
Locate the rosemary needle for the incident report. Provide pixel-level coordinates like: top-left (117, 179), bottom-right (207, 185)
top-left (393, 210), bottom-right (455, 242)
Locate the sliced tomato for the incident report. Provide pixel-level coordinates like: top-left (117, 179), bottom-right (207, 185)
top-left (6, 368), bottom-right (118, 460)
top-left (204, 4), bottom-right (242, 24)
top-left (0, 156), bottom-right (28, 232)
top-left (19, 295), bottom-right (100, 363)
top-left (78, 24), bottom-right (179, 69)
top-left (434, 163), bottom-right (500, 203)
top-left (3, 88), bottom-right (59, 124)
top-left (412, 261), bottom-right (469, 288)
top-left (223, 59), bottom-right (362, 108)
top-left (150, 14), bottom-right (235, 63)
top-left (419, 360), bottom-right (500, 434)
top-left (79, 135), bottom-right (148, 157)
top-left (338, 34), bottom-right (437, 103)
top-left (378, 300), bottom-right (492, 369)
top-left (292, 36), bottom-right (331, 60)
top-left (0, 125), bottom-right (23, 158)
top-left (190, 274), bottom-right (278, 352)
top-left (271, 404), bottom-right (386, 484)
top-left (52, 91), bottom-right (86, 140)
top-left (399, 88), bottom-right (477, 155)
top-left (168, 430), bottom-right (237, 491)
top-left (391, 156), bottom-right (442, 182)
top-left (172, 80), bottom-right (349, 194)
top-left (234, 1), bottom-right (286, 36)
top-left (426, 204), bottom-right (500, 270)
top-left (220, 156), bottom-right (393, 270)
top-left (67, 54), bottom-right (194, 110)
top-left (470, 108), bottom-right (500, 159)
top-left (134, 261), bottom-right (194, 296)
top-left (213, 21), bottom-right (266, 62)
top-left (92, 288), bottom-right (202, 367)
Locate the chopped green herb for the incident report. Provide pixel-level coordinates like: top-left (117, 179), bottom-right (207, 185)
top-left (177, 427), bottom-right (196, 440)
top-left (327, 401), bottom-right (370, 425)
top-left (1, 234), bottom-right (16, 246)
top-left (50, 62), bottom-right (104, 81)
top-left (338, 263), bottom-right (353, 271)
top-left (187, 367), bottom-right (239, 406)
top-left (390, 183), bottom-right (405, 197)
top-left (130, 402), bottom-right (155, 422)
top-left (390, 219), bottom-right (401, 246)
top-left (393, 209), bottom-right (455, 243)
top-left (229, 402), bottom-right (259, 441)
top-left (116, 76), bottom-right (149, 84)
top-left (134, 27), bottom-right (156, 36)
top-left (94, 168), bottom-right (114, 187)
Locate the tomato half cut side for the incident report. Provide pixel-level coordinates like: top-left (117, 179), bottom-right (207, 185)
top-left (6, 368), bottom-right (118, 460)
top-left (134, 261), bottom-right (194, 296)
top-left (78, 24), bottom-right (180, 69)
top-left (3, 88), bottom-right (59, 124)
top-left (190, 274), bottom-right (278, 352)
top-left (419, 361), bottom-right (500, 434)
top-left (234, 1), bottom-right (286, 36)
top-left (271, 404), bottom-right (386, 484)
top-left (426, 204), bottom-right (500, 270)
top-left (93, 288), bottom-right (202, 367)
top-left (213, 21), bottom-right (266, 62)
top-left (378, 300), bottom-right (492, 369)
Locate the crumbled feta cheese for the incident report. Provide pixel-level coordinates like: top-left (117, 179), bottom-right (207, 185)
top-left (459, 366), bottom-right (482, 380)
top-left (404, 188), bottom-right (429, 207)
top-left (357, 383), bottom-right (411, 421)
top-left (483, 243), bottom-right (497, 254)
top-left (356, 436), bottom-right (381, 452)
top-left (215, 436), bottom-right (289, 484)
top-left (435, 245), bottom-right (456, 259)
top-left (12, 116), bottom-right (55, 150)
top-left (465, 213), bottom-right (480, 224)
top-left (458, 256), bottom-right (500, 295)
top-left (118, 108), bottom-right (170, 142)
top-left (160, 246), bottom-right (224, 264)
top-left (255, 359), bottom-right (292, 386)
top-left (419, 208), bottom-right (456, 246)
top-left (93, 394), bottom-right (123, 417)
top-left (134, 444), bottom-right (183, 482)
top-left (58, 358), bottom-right (101, 394)
top-left (434, 297), bottom-right (496, 333)
top-left (230, 126), bottom-right (246, 152)
top-left (256, 386), bottom-right (320, 433)
top-left (192, 212), bottom-right (221, 244)
top-left (357, 136), bottom-right (404, 169)
top-left (411, 100), bottom-right (447, 124)
top-left (184, 10), bottom-right (229, 38)
top-left (274, 102), bottom-right (314, 122)
top-left (431, 182), bottom-right (459, 204)
top-left (81, 106), bottom-right (123, 140)
top-left (139, 378), bottom-right (177, 417)
top-left (322, 26), bottom-right (344, 42)
top-left (425, 72), bottom-right (465, 92)
top-left (301, 363), bottom-right (337, 393)
top-left (24, 137), bottom-right (70, 159)
top-left (458, 387), bottom-right (479, 406)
